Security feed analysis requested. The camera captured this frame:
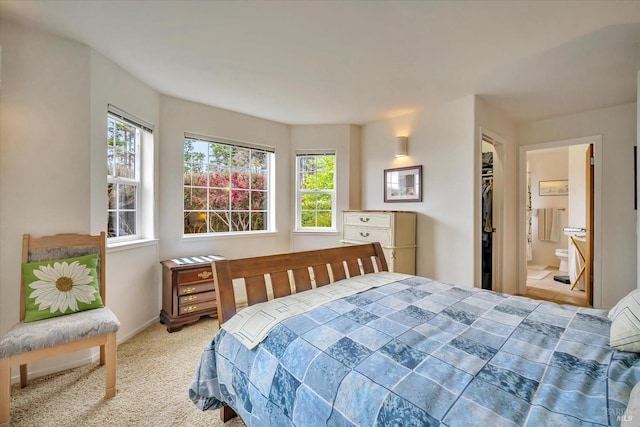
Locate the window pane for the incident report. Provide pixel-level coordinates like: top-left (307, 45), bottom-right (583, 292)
top-left (230, 171), bottom-right (250, 190)
top-left (252, 172), bottom-right (266, 190)
top-left (317, 194), bottom-right (332, 210)
top-left (119, 211), bottom-right (136, 236)
top-left (230, 212), bottom-right (251, 232)
top-left (108, 184), bottom-right (116, 209)
top-left (118, 184), bottom-right (136, 209)
top-left (209, 188), bottom-right (229, 210)
top-left (316, 156), bottom-right (335, 190)
top-left (317, 211), bottom-right (332, 227)
top-left (231, 147), bottom-right (250, 169)
top-left (251, 212), bottom-right (266, 231)
top-left (232, 190), bottom-right (250, 210)
top-left (184, 212), bottom-right (208, 234)
top-left (210, 169), bottom-right (230, 188)
top-left (251, 191), bottom-right (266, 210)
top-left (301, 193), bottom-right (318, 210)
top-left (209, 212), bottom-right (231, 232)
top-left (107, 212), bottom-right (117, 237)
top-left (251, 151), bottom-right (267, 172)
top-left (301, 211), bottom-right (316, 227)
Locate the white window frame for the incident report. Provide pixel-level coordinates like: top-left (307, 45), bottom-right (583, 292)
top-left (295, 151), bottom-right (337, 232)
top-left (107, 105), bottom-right (153, 243)
top-left (183, 133), bottom-right (275, 236)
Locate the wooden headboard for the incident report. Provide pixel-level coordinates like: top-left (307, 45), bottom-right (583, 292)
top-left (212, 242), bottom-right (388, 325)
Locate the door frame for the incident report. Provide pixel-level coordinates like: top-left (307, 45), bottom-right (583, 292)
top-left (518, 135), bottom-right (603, 307)
top-left (477, 127), bottom-right (505, 292)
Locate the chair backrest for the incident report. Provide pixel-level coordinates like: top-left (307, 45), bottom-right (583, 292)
top-left (20, 232), bottom-right (106, 321)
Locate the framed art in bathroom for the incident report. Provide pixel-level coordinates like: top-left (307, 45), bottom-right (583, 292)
top-left (539, 180), bottom-right (568, 196)
top-left (384, 165), bottom-right (422, 202)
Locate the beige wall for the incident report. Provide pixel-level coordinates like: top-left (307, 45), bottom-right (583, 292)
top-left (362, 96), bottom-right (477, 286)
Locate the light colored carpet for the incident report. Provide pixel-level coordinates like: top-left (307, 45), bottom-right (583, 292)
top-left (8, 317), bottom-right (246, 427)
top-left (527, 269), bottom-right (551, 280)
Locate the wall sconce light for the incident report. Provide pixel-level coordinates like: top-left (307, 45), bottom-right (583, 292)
top-left (394, 136), bottom-right (408, 157)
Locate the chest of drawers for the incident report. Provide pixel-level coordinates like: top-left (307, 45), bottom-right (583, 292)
top-left (341, 210), bottom-right (416, 274)
top-left (160, 256), bottom-right (224, 332)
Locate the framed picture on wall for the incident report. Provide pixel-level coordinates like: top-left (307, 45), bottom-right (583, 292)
top-left (539, 180), bottom-right (568, 196)
top-left (384, 165), bottom-right (422, 202)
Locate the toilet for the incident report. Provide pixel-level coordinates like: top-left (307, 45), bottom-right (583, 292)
top-left (555, 248), bottom-right (569, 272)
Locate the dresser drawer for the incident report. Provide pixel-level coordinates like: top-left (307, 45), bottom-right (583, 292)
top-left (343, 225), bottom-right (391, 245)
top-left (177, 267), bottom-right (214, 285)
top-left (179, 290), bottom-right (215, 305)
top-left (178, 281), bottom-right (214, 295)
top-left (344, 212), bottom-right (392, 228)
top-left (179, 299), bottom-right (216, 315)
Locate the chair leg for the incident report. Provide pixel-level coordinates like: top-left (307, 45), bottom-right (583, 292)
top-left (19, 364), bottom-right (27, 388)
top-left (99, 343), bottom-right (106, 366)
top-left (105, 333), bottom-right (117, 399)
top-left (1, 358), bottom-right (10, 427)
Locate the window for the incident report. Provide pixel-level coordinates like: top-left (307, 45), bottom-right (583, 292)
top-left (106, 105), bottom-right (153, 241)
top-left (183, 134), bottom-right (274, 235)
top-left (296, 151), bottom-right (336, 230)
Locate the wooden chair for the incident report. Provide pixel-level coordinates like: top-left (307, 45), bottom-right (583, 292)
top-left (0, 232), bottom-right (120, 427)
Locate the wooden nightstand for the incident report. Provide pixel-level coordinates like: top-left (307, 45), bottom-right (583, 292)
top-left (160, 255), bottom-right (225, 332)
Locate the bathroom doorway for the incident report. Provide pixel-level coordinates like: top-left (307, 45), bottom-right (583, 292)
top-left (519, 136), bottom-right (600, 307)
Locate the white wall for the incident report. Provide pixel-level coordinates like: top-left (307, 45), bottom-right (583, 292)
top-left (158, 95), bottom-right (292, 261)
top-left (290, 124), bottom-right (361, 252)
top-left (0, 20), bottom-right (91, 332)
top-left (568, 145), bottom-right (588, 228)
top-left (527, 148), bottom-right (569, 267)
top-left (89, 50), bottom-right (162, 341)
top-left (362, 96), bottom-right (477, 286)
top-left (0, 19), bottom-right (165, 379)
top-left (519, 102), bottom-right (637, 308)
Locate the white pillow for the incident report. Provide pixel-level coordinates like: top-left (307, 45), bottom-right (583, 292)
top-left (622, 381), bottom-right (640, 426)
top-left (609, 289), bottom-right (640, 352)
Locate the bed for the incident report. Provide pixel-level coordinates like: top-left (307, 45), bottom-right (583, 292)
top-left (189, 242), bottom-right (640, 426)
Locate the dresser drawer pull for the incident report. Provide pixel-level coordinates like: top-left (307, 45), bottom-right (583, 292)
top-left (197, 271), bottom-right (213, 279)
top-left (183, 295), bottom-right (198, 302)
top-left (185, 305), bottom-right (197, 313)
top-left (359, 217), bottom-right (370, 223)
top-left (359, 232), bottom-right (370, 237)
top-left (184, 287), bottom-right (196, 294)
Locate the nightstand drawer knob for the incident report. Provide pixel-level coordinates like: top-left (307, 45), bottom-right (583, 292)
top-left (198, 271), bottom-right (213, 279)
top-left (359, 217), bottom-right (370, 223)
top-left (184, 295), bottom-right (197, 302)
top-left (359, 232), bottom-right (370, 237)
top-left (184, 287), bottom-right (196, 294)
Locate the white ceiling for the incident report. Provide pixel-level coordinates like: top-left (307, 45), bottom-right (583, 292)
top-left (2, 0), bottom-right (640, 125)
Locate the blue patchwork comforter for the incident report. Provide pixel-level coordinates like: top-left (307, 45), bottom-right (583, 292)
top-left (189, 275), bottom-right (640, 426)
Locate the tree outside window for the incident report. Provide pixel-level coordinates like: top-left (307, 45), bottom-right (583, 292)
top-left (297, 153), bottom-right (336, 229)
top-left (107, 116), bottom-right (139, 239)
top-left (183, 137), bottom-right (271, 234)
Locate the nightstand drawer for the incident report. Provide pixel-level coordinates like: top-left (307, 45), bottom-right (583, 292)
top-left (344, 212), bottom-right (392, 228)
top-left (177, 268), bottom-right (214, 284)
top-left (343, 225), bottom-right (391, 245)
top-left (179, 291), bottom-right (215, 305)
top-left (179, 299), bottom-right (216, 315)
top-left (178, 281), bottom-right (214, 296)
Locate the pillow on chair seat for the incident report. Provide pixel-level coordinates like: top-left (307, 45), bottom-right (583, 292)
top-left (0, 307), bottom-right (120, 358)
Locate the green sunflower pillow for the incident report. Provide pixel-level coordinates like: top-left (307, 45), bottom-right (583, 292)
top-left (22, 253), bottom-right (104, 322)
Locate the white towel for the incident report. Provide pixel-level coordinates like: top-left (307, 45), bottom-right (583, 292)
top-left (537, 208), bottom-right (561, 243)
